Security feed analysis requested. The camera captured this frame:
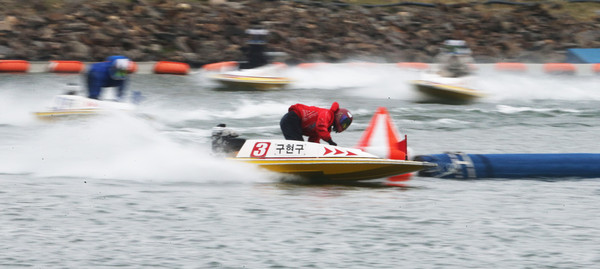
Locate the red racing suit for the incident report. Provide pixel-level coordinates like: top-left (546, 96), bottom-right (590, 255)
top-left (288, 102), bottom-right (339, 143)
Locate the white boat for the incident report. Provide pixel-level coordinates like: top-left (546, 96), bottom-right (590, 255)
top-left (34, 94), bottom-right (136, 120)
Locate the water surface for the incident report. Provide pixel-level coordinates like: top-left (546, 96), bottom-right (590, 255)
top-left (1, 65), bottom-right (599, 268)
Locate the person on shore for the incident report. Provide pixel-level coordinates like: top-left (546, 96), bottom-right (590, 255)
top-left (280, 102), bottom-right (353, 146)
top-left (86, 55), bottom-right (131, 100)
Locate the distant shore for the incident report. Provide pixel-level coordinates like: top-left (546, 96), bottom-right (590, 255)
top-left (0, 0), bottom-right (599, 65)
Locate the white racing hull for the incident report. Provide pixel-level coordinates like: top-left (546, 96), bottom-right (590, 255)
top-left (34, 95), bottom-right (136, 120)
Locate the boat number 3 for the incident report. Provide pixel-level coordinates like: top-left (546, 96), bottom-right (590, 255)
top-left (251, 142), bottom-right (271, 157)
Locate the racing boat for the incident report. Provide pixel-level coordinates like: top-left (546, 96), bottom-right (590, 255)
top-left (211, 107), bottom-right (435, 181)
top-left (412, 39), bottom-right (484, 105)
top-left (225, 139), bottom-right (433, 181)
top-left (34, 94), bottom-right (136, 120)
top-left (411, 73), bottom-right (484, 105)
top-left (208, 63), bottom-right (292, 91)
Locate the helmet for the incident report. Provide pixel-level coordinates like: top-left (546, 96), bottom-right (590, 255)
top-left (442, 40), bottom-right (471, 55)
top-left (334, 108), bottom-right (353, 133)
top-left (110, 57), bottom-right (130, 80)
top-left (246, 28), bottom-right (269, 45)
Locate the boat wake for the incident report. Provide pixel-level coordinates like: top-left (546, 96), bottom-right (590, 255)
top-left (0, 113), bottom-right (273, 183)
top-left (283, 63), bottom-right (600, 103)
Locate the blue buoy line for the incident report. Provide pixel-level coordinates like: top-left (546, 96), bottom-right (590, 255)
top-left (414, 153), bottom-right (600, 179)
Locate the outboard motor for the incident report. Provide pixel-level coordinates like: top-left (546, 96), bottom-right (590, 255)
top-left (64, 82), bottom-right (80, 95)
top-left (211, 124), bottom-right (246, 154)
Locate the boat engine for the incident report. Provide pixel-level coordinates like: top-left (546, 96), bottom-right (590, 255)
top-left (211, 124), bottom-right (246, 154)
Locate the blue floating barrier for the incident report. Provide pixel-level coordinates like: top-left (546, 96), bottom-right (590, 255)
top-left (414, 153), bottom-right (600, 179)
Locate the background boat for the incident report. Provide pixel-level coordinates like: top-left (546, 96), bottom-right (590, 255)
top-left (412, 71), bottom-right (484, 104)
top-left (207, 63), bottom-right (292, 90)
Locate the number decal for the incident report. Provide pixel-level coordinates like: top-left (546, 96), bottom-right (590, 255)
top-left (251, 142), bottom-right (271, 158)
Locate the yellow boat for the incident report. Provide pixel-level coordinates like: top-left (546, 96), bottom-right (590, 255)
top-left (211, 73), bottom-right (291, 90)
top-left (411, 71), bottom-right (485, 105)
top-left (412, 79), bottom-right (484, 105)
top-left (236, 157), bottom-right (432, 181)
top-left (212, 106), bottom-right (434, 182)
top-left (227, 139), bottom-right (434, 181)
top-left (208, 63), bottom-right (291, 91)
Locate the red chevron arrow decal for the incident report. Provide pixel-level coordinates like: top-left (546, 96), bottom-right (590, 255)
top-left (346, 150), bottom-right (357, 156)
top-left (335, 149), bottom-right (344, 155)
top-left (323, 147), bottom-right (333, 155)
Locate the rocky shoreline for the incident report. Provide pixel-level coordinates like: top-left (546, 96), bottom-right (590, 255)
top-left (0, 0), bottom-right (599, 66)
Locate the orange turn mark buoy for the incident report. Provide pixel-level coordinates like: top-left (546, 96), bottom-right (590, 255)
top-left (202, 61), bottom-right (238, 71)
top-left (0, 60), bottom-right (30, 73)
top-left (356, 107), bottom-right (412, 183)
top-left (356, 107), bottom-right (407, 161)
top-left (48, 60), bottom-right (84, 73)
top-left (592, 63), bottom-right (600, 74)
top-left (154, 61), bottom-right (190, 75)
top-left (543, 63), bottom-right (576, 75)
top-left (495, 62), bottom-right (527, 72)
top-left (396, 62), bottom-right (429, 70)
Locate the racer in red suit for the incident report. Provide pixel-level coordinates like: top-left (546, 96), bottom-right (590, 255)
top-left (280, 102), bottom-right (353, 146)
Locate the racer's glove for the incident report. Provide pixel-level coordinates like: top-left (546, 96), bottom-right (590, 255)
top-left (326, 139), bottom-right (337, 146)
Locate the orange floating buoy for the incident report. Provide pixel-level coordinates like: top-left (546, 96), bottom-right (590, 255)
top-left (543, 63), bottom-right (576, 75)
top-left (396, 62), bottom-right (429, 70)
top-left (202, 61), bottom-right (238, 71)
top-left (494, 62), bottom-right (528, 72)
top-left (0, 60), bottom-right (30, 73)
top-left (48, 60), bottom-right (85, 73)
top-left (153, 61), bottom-right (190, 75)
top-left (297, 62), bottom-right (329, 69)
top-left (128, 61), bottom-right (138, 73)
top-left (346, 62), bottom-right (378, 67)
top-left (270, 62), bottom-right (288, 68)
top-left (592, 63), bottom-right (600, 74)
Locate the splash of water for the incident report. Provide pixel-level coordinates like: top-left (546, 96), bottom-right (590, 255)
top-left (0, 113), bottom-right (274, 182)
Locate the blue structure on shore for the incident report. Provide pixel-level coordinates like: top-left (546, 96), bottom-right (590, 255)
top-left (565, 48), bottom-right (600, 63)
